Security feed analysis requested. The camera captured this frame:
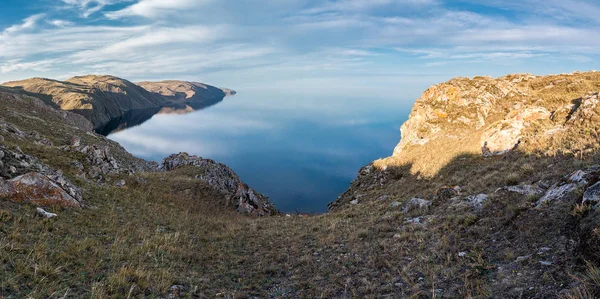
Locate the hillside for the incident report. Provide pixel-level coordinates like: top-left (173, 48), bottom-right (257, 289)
top-left (1, 72), bottom-right (600, 298)
top-left (1, 76), bottom-right (233, 131)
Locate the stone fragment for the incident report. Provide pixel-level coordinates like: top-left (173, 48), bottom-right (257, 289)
top-left (36, 207), bottom-right (57, 219)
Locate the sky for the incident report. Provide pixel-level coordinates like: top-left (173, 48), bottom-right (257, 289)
top-left (1, 0), bottom-right (600, 93)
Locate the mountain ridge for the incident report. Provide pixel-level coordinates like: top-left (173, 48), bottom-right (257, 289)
top-left (1, 75), bottom-right (235, 131)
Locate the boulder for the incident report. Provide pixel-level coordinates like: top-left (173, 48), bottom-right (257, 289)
top-left (115, 179), bottom-right (126, 188)
top-left (8, 172), bottom-right (83, 207)
top-left (536, 168), bottom-right (598, 207)
top-left (583, 181), bottom-right (600, 205)
top-left (536, 183), bottom-right (578, 207)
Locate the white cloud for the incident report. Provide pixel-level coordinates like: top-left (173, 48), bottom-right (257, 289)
top-left (105, 0), bottom-right (212, 19)
top-left (47, 19), bottom-right (74, 27)
top-left (61, 0), bottom-right (127, 17)
top-left (3, 14), bottom-right (45, 35)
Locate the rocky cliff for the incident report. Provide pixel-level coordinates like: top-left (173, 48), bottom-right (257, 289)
top-left (387, 71), bottom-right (600, 176)
top-left (326, 71), bottom-right (600, 297)
top-left (2, 76), bottom-right (235, 131)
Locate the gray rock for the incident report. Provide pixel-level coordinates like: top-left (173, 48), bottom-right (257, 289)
top-left (36, 207), bottom-right (57, 219)
top-left (115, 180), bottom-right (126, 188)
top-left (0, 135), bottom-right (4, 143)
top-left (583, 181), bottom-right (600, 205)
top-left (403, 217), bottom-right (423, 224)
top-left (350, 199), bottom-right (359, 205)
top-left (391, 201), bottom-right (401, 207)
top-left (458, 252), bottom-right (467, 257)
top-left (466, 193), bottom-right (489, 209)
top-left (536, 183), bottom-right (577, 206)
top-left (516, 255), bottom-right (531, 263)
top-left (0, 150), bottom-right (4, 160)
top-left (402, 198), bottom-right (432, 212)
top-left (497, 184), bottom-right (545, 196)
top-left (539, 261), bottom-right (553, 266)
top-left (377, 195), bottom-right (389, 201)
top-left (71, 160), bottom-right (84, 171)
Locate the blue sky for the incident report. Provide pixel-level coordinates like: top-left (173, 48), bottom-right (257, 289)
top-left (1, 0), bottom-right (600, 92)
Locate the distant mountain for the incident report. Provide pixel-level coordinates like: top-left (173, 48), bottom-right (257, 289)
top-left (1, 75), bottom-right (235, 131)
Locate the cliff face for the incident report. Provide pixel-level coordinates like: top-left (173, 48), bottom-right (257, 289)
top-left (384, 71), bottom-right (600, 176)
top-left (1, 76), bottom-right (234, 131)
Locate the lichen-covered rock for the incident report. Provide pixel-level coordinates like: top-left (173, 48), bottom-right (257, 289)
top-left (0, 144), bottom-right (84, 207)
top-left (161, 153), bottom-right (277, 216)
top-left (6, 172), bottom-right (83, 207)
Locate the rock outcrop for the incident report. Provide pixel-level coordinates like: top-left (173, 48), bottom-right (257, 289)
top-left (380, 72), bottom-right (600, 176)
top-left (160, 153), bottom-right (277, 216)
top-left (0, 145), bottom-right (84, 207)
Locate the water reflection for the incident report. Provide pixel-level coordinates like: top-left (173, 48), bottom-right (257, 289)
top-left (108, 89), bottom-right (411, 213)
top-left (96, 95), bottom-right (227, 136)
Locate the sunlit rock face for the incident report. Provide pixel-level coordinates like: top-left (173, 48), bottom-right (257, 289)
top-left (383, 71), bottom-right (600, 175)
top-left (331, 71), bottom-right (600, 210)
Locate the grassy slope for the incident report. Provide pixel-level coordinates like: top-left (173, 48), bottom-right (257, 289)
top-left (1, 74), bottom-right (600, 298)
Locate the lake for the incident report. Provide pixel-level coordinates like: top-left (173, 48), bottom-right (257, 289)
top-left (107, 88), bottom-right (414, 213)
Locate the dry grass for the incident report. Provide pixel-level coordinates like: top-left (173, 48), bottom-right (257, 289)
top-left (1, 73), bottom-right (600, 297)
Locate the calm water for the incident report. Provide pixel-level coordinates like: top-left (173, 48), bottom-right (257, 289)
top-left (108, 89), bottom-right (413, 213)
